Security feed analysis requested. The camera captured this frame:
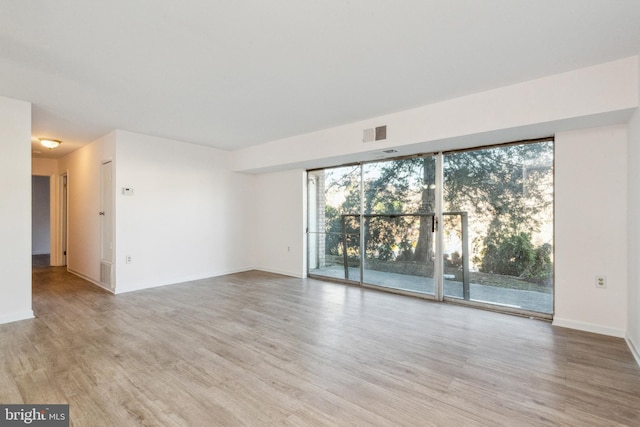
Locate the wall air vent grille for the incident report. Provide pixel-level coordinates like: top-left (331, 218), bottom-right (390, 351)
top-left (375, 125), bottom-right (387, 141)
top-left (100, 261), bottom-right (112, 289)
top-left (363, 128), bottom-right (375, 143)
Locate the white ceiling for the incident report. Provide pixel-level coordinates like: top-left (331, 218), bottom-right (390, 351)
top-left (1, 1), bottom-right (640, 159)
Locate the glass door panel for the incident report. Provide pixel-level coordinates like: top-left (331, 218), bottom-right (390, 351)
top-left (361, 156), bottom-right (436, 294)
top-left (443, 141), bottom-right (554, 313)
top-left (362, 214), bottom-right (435, 293)
top-left (307, 166), bottom-right (361, 282)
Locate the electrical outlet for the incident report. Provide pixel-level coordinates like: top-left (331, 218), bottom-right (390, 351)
top-left (126, 255), bottom-right (132, 264)
top-left (595, 275), bottom-right (607, 289)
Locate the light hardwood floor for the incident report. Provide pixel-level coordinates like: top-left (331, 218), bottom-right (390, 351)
top-left (1, 267), bottom-right (639, 426)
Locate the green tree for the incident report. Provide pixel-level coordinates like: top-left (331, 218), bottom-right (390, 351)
top-left (321, 141), bottom-right (553, 277)
top-left (362, 156), bottom-right (435, 263)
top-left (445, 142), bottom-right (553, 275)
top-left (323, 166), bottom-right (361, 259)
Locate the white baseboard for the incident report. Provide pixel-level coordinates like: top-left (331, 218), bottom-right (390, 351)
top-left (626, 334), bottom-right (640, 367)
top-left (0, 310), bottom-right (35, 325)
top-left (253, 266), bottom-right (305, 279)
top-left (32, 251), bottom-right (50, 255)
top-left (552, 317), bottom-right (625, 338)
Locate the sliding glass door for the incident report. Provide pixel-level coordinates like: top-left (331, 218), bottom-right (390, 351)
top-left (307, 139), bottom-right (554, 316)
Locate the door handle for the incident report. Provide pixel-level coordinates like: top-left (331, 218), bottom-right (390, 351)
top-left (99, 211), bottom-right (105, 216)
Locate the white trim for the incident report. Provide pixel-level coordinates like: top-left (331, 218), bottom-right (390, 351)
top-left (48, 173), bottom-right (57, 263)
top-left (626, 334), bottom-right (640, 367)
top-left (31, 250), bottom-right (50, 255)
top-left (0, 310), bottom-right (35, 325)
top-left (253, 267), bottom-right (304, 279)
top-left (552, 317), bottom-right (625, 338)
top-left (435, 153), bottom-right (444, 302)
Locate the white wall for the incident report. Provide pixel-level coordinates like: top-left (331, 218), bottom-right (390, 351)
top-left (553, 125), bottom-right (628, 336)
top-left (0, 95), bottom-right (33, 324)
top-left (114, 131), bottom-right (254, 293)
top-left (31, 176), bottom-right (50, 255)
top-left (58, 132), bottom-right (116, 285)
top-left (627, 62), bottom-right (640, 361)
top-left (252, 169), bottom-right (306, 278)
top-left (32, 158), bottom-right (59, 176)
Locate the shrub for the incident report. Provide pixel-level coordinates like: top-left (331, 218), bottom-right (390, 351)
top-left (480, 233), bottom-right (552, 280)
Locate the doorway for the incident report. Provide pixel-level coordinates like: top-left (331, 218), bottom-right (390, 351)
top-left (307, 138), bottom-right (554, 317)
top-left (32, 175), bottom-right (51, 268)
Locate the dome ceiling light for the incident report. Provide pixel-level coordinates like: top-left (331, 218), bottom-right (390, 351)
top-left (39, 138), bottom-right (62, 149)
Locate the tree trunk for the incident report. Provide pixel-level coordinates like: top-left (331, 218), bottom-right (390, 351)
top-left (413, 158), bottom-right (436, 264)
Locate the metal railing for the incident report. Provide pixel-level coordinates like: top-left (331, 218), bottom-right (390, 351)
top-left (309, 212), bottom-right (470, 298)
